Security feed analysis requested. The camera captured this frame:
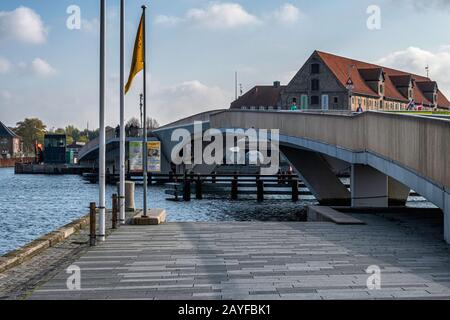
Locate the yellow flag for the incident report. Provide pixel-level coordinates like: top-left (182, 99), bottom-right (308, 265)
top-left (125, 14), bottom-right (145, 94)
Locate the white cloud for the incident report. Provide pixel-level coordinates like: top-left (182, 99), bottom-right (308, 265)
top-left (0, 57), bottom-right (11, 74)
top-left (272, 3), bottom-right (301, 25)
top-left (186, 3), bottom-right (261, 29)
top-left (0, 7), bottom-right (47, 44)
top-left (30, 58), bottom-right (57, 77)
top-left (149, 80), bottom-right (229, 125)
top-left (155, 2), bottom-right (305, 30)
top-left (154, 15), bottom-right (182, 27)
top-left (81, 18), bottom-right (99, 34)
top-left (377, 46), bottom-right (450, 97)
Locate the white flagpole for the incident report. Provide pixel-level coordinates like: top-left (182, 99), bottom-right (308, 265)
top-left (119, 0), bottom-right (126, 224)
top-left (98, 0), bottom-right (106, 241)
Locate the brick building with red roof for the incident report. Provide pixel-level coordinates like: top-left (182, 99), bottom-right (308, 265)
top-left (231, 51), bottom-right (450, 111)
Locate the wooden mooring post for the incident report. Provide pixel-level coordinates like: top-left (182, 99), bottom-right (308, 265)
top-left (89, 202), bottom-right (96, 246)
top-left (231, 174), bottom-right (238, 200)
top-left (112, 194), bottom-right (118, 229)
top-left (195, 175), bottom-right (203, 200)
top-left (291, 178), bottom-right (299, 202)
top-left (256, 176), bottom-right (264, 202)
top-left (183, 178), bottom-right (191, 201)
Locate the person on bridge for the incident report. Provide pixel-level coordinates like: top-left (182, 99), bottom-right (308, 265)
top-left (356, 104), bottom-right (364, 113)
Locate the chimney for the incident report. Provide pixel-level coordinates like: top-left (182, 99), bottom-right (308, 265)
top-left (273, 81), bottom-right (281, 88)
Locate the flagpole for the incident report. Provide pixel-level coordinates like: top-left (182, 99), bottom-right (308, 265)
top-left (119, 0), bottom-right (126, 224)
top-left (142, 5), bottom-right (148, 218)
top-left (98, 0), bottom-right (106, 241)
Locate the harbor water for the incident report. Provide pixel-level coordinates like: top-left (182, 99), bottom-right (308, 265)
top-left (0, 168), bottom-right (313, 255)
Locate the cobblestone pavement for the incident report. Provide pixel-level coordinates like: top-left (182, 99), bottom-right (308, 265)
top-left (0, 211), bottom-right (132, 300)
top-left (23, 211), bottom-right (450, 300)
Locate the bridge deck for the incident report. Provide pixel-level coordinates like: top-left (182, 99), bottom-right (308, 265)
top-left (27, 212), bottom-right (450, 300)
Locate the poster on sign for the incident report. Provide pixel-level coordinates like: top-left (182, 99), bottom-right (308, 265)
top-left (129, 141), bottom-right (143, 173)
top-left (147, 141), bottom-right (161, 173)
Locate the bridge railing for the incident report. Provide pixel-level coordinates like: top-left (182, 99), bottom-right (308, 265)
top-left (210, 110), bottom-right (450, 191)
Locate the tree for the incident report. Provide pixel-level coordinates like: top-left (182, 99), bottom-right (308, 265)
top-left (146, 117), bottom-right (160, 130)
top-left (126, 117), bottom-right (140, 129)
top-left (65, 125), bottom-right (81, 142)
top-left (14, 118), bottom-right (47, 153)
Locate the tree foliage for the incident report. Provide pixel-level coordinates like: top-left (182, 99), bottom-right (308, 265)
top-left (14, 118), bottom-right (46, 153)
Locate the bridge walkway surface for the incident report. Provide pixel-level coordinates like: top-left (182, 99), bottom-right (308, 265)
top-left (22, 212), bottom-right (450, 300)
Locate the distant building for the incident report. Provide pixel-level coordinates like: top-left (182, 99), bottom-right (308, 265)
top-left (44, 134), bottom-right (67, 164)
top-left (67, 141), bottom-right (86, 164)
top-left (230, 81), bottom-right (286, 110)
top-left (0, 121), bottom-right (21, 158)
top-left (231, 51), bottom-right (450, 111)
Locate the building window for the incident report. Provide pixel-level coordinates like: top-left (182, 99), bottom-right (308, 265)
top-left (379, 83), bottom-right (384, 95)
top-left (311, 79), bottom-right (320, 91)
top-left (311, 63), bottom-right (320, 74)
top-left (311, 96), bottom-right (319, 105)
top-left (333, 96), bottom-right (339, 104)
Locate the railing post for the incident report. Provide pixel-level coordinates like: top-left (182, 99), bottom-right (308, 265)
top-left (211, 172), bottom-right (216, 184)
top-left (292, 178), bottom-right (299, 202)
top-left (196, 175), bottom-right (203, 200)
top-left (89, 202), bottom-right (97, 246)
top-left (256, 176), bottom-right (264, 202)
top-left (231, 174), bottom-right (238, 200)
top-left (112, 194), bottom-right (118, 229)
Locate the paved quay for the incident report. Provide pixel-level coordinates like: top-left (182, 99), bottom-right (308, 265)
top-left (25, 212), bottom-right (450, 300)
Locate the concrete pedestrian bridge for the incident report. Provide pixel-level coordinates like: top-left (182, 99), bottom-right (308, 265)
top-left (78, 110), bottom-right (450, 242)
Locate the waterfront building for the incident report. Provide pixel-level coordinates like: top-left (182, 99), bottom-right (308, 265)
top-left (0, 121), bottom-right (21, 158)
top-left (43, 134), bottom-right (67, 164)
top-left (231, 51), bottom-right (450, 111)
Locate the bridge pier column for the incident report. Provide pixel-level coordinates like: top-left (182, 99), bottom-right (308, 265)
top-left (445, 191), bottom-right (450, 244)
top-left (388, 177), bottom-right (411, 206)
top-left (280, 146), bottom-right (350, 205)
top-left (351, 165), bottom-right (388, 207)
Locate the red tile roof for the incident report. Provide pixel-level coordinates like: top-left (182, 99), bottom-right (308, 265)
top-left (230, 85), bottom-right (286, 109)
top-left (316, 51), bottom-right (450, 108)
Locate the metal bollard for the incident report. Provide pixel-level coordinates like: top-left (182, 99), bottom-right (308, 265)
top-left (112, 194), bottom-right (118, 229)
top-left (89, 202), bottom-right (97, 246)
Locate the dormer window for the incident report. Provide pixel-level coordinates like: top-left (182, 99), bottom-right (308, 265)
top-left (379, 83), bottom-right (384, 95)
top-left (408, 87), bottom-right (413, 100)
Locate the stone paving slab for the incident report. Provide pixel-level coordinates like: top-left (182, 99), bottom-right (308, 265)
top-left (23, 212), bottom-right (450, 300)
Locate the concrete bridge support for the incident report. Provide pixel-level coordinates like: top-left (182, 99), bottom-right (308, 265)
top-left (388, 177), bottom-right (411, 206)
top-left (351, 165), bottom-right (388, 207)
top-left (280, 146), bottom-right (350, 205)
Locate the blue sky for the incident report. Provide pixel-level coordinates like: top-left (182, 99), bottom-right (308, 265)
top-left (1, 0), bottom-right (450, 128)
